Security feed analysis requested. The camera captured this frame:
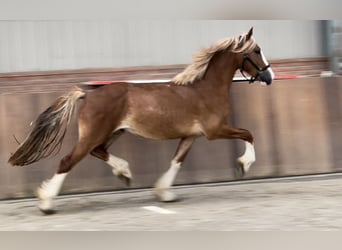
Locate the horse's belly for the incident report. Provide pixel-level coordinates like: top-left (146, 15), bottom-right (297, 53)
top-left (117, 117), bottom-right (203, 140)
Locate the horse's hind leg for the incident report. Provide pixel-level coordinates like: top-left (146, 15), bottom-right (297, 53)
top-left (90, 130), bottom-right (132, 186)
top-left (36, 140), bottom-right (92, 214)
top-left (155, 136), bottom-right (196, 202)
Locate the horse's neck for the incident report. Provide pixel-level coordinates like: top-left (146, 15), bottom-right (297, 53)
top-left (195, 51), bottom-right (237, 91)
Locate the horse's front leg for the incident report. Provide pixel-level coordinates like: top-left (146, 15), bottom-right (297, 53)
top-left (154, 136), bottom-right (196, 202)
top-left (207, 125), bottom-right (255, 178)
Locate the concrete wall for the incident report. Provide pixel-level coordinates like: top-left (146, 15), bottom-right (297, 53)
top-left (0, 20), bottom-right (324, 73)
top-left (1, 77), bottom-right (341, 199)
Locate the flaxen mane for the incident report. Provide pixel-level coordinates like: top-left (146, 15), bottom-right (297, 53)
top-left (172, 34), bottom-right (257, 85)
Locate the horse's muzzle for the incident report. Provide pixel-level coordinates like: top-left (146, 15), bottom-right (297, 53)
top-left (258, 69), bottom-right (273, 85)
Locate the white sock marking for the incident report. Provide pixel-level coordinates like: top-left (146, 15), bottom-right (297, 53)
top-left (107, 154), bottom-right (131, 178)
top-left (239, 142), bottom-right (255, 172)
top-left (155, 160), bottom-right (181, 189)
top-left (142, 206), bottom-right (177, 214)
top-left (40, 173), bottom-right (67, 199)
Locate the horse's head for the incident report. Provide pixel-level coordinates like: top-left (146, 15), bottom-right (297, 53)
top-left (237, 27), bottom-right (274, 85)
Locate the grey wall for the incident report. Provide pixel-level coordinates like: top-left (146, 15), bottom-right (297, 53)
top-left (0, 20), bottom-right (323, 73)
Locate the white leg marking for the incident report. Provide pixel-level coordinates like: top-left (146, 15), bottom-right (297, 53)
top-left (142, 206), bottom-right (177, 214)
top-left (155, 160), bottom-right (181, 202)
top-left (156, 160), bottom-right (181, 189)
top-left (38, 173), bottom-right (67, 199)
top-left (107, 154), bottom-right (132, 180)
top-left (238, 142), bottom-right (256, 173)
top-left (36, 173), bottom-right (67, 211)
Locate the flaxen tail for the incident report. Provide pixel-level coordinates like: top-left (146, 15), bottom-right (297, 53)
top-left (8, 86), bottom-right (86, 166)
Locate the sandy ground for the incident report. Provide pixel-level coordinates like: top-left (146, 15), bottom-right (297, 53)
top-left (1, 174), bottom-right (342, 230)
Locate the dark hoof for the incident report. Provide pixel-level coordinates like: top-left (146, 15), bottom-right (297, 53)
top-left (118, 175), bottom-right (131, 187)
top-left (39, 208), bottom-right (57, 215)
top-left (159, 197), bottom-right (180, 203)
top-left (155, 190), bottom-right (178, 202)
top-left (234, 160), bottom-right (246, 179)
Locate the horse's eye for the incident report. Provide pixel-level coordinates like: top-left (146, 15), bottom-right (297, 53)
top-left (254, 48), bottom-right (261, 54)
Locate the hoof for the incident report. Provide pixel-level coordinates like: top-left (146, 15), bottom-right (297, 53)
top-left (36, 187), bottom-right (56, 215)
top-left (37, 200), bottom-right (57, 215)
top-left (155, 189), bottom-right (178, 202)
top-left (113, 168), bottom-right (132, 186)
top-left (37, 200), bottom-right (56, 215)
top-left (118, 174), bottom-right (132, 187)
top-left (234, 158), bottom-right (246, 179)
top-left (39, 208), bottom-right (57, 215)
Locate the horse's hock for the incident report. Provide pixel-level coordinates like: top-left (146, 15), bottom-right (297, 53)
top-left (1, 59), bottom-right (341, 199)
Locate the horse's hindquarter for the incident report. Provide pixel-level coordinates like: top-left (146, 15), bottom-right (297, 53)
top-left (121, 84), bottom-right (205, 140)
top-left (77, 83), bottom-right (130, 138)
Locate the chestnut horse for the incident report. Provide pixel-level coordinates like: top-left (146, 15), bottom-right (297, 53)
top-left (8, 28), bottom-right (274, 214)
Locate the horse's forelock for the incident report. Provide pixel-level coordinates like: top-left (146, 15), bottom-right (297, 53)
top-left (234, 35), bottom-right (256, 53)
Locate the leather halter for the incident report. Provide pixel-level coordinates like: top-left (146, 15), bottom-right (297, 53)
top-left (240, 53), bottom-right (270, 83)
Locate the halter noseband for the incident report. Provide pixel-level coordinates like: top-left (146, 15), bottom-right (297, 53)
top-left (240, 53), bottom-right (270, 83)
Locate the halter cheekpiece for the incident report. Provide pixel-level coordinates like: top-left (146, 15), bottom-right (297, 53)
top-left (240, 53), bottom-right (270, 83)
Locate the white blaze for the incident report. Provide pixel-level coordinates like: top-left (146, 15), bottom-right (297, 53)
top-left (261, 50), bottom-right (275, 82)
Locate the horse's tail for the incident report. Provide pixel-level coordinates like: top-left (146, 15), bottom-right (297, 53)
top-left (8, 86), bottom-right (86, 166)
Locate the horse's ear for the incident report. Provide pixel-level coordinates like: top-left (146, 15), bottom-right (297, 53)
top-left (246, 27), bottom-right (253, 40)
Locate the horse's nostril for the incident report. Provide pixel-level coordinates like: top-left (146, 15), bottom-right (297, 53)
top-left (259, 71), bottom-right (272, 85)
